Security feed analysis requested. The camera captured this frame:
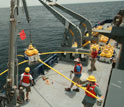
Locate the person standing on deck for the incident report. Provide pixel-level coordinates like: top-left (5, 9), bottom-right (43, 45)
top-left (89, 47), bottom-right (98, 72)
top-left (20, 67), bottom-right (34, 102)
top-left (65, 58), bottom-right (82, 92)
top-left (82, 75), bottom-right (103, 107)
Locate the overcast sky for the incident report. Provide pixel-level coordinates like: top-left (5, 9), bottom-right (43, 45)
top-left (0, 0), bottom-right (123, 8)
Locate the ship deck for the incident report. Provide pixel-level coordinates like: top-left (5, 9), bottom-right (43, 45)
top-left (19, 60), bottom-right (112, 107)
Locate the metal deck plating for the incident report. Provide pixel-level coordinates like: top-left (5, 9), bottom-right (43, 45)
top-left (19, 60), bottom-right (112, 107)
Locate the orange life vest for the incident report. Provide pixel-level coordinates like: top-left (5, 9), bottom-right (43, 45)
top-left (22, 72), bottom-right (31, 84)
top-left (85, 83), bottom-right (98, 98)
top-left (74, 63), bottom-right (82, 74)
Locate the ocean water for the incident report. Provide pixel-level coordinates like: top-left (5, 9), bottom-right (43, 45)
top-left (0, 1), bottom-right (124, 88)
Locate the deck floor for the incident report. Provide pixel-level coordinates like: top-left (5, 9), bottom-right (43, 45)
top-left (20, 60), bottom-right (112, 107)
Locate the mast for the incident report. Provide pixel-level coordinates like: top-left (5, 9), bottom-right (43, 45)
top-left (8, 0), bottom-right (17, 84)
top-left (5, 0), bottom-right (19, 106)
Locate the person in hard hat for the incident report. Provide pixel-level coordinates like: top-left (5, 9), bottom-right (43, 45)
top-left (89, 47), bottom-right (98, 71)
top-left (82, 75), bottom-right (103, 107)
top-left (65, 58), bottom-right (82, 92)
top-left (20, 67), bottom-right (34, 102)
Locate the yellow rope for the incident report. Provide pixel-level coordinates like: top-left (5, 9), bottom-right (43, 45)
top-left (38, 59), bottom-right (98, 99)
top-left (17, 55), bottom-right (24, 57)
top-left (40, 51), bottom-right (90, 55)
top-left (17, 51), bottom-right (90, 57)
top-left (0, 69), bottom-right (8, 76)
top-left (18, 60), bottom-right (28, 65)
top-left (0, 51), bottom-right (89, 76)
top-left (0, 60), bottom-right (28, 76)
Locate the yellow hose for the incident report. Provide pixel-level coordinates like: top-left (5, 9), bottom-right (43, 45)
top-left (38, 59), bottom-right (98, 99)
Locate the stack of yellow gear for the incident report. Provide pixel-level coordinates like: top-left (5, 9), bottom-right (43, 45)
top-left (25, 44), bottom-right (39, 56)
top-left (99, 35), bottom-right (109, 43)
top-left (90, 44), bottom-right (99, 51)
top-left (100, 44), bottom-right (114, 58)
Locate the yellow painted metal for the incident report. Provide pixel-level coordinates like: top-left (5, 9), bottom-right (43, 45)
top-left (69, 29), bottom-right (74, 36)
top-left (82, 41), bottom-right (91, 47)
top-left (82, 23), bottom-right (86, 28)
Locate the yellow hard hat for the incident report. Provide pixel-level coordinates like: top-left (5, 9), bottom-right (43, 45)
top-left (92, 47), bottom-right (96, 49)
top-left (25, 67), bottom-right (30, 73)
top-left (87, 75), bottom-right (96, 82)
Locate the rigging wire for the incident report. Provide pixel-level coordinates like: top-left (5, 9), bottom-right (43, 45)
top-left (28, 22), bottom-right (33, 44)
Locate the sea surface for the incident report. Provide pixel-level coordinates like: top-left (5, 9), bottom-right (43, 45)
top-left (0, 1), bottom-right (124, 88)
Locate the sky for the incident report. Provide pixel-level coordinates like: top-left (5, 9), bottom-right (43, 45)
top-left (0, 0), bottom-right (123, 8)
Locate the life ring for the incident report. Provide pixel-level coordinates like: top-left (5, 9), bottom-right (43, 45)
top-left (113, 15), bottom-right (122, 26)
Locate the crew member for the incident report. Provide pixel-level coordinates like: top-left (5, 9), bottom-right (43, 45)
top-left (20, 67), bottom-right (34, 101)
top-left (82, 75), bottom-right (103, 107)
top-left (89, 47), bottom-right (98, 71)
top-left (65, 58), bottom-right (82, 92)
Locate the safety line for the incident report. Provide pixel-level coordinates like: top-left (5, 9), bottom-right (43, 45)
top-left (1, 51), bottom-right (89, 76)
top-left (0, 60), bottom-right (28, 76)
top-left (38, 59), bottom-right (98, 99)
top-left (17, 51), bottom-right (90, 58)
top-left (40, 51), bottom-right (90, 55)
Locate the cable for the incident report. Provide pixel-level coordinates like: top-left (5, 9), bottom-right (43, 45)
top-left (28, 22), bottom-right (32, 44)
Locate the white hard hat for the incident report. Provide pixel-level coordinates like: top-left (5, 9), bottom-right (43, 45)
top-left (74, 58), bottom-right (80, 62)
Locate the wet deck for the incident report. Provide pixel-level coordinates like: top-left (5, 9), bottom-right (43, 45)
top-left (20, 60), bottom-right (112, 107)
